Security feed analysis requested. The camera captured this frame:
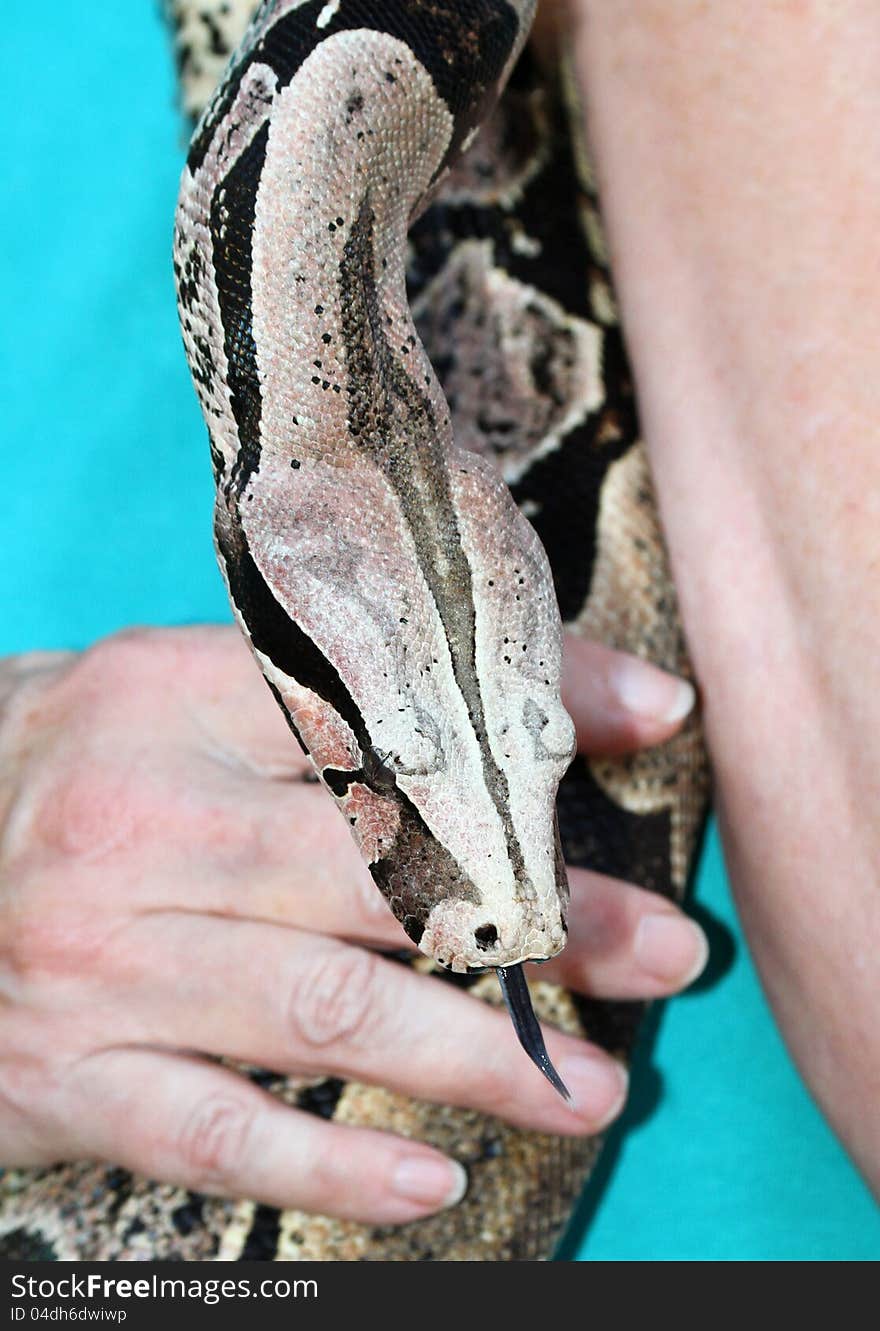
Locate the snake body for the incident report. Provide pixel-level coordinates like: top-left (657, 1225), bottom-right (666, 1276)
top-left (0, 0), bottom-right (710, 1260)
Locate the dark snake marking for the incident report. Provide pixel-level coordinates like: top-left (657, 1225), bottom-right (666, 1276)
top-left (338, 195), bottom-right (533, 898)
top-left (209, 120), bottom-right (269, 495)
top-left (217, 508), bottom-right (483, 938)
top-left (189, 0), bottom-right (520, 174)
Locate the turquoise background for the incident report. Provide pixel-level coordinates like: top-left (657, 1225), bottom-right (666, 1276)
top-left (4, 5), bottom-right (877, 1261)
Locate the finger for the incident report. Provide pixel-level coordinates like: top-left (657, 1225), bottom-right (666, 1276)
top-left (152, 776), bottom-right (707, 988)
top-left (179, 626), bottom-right (697, 773)
top-left (562, 633), bottom-right (696, 756)
top-left (140, 769), bottom-right (414, 948)
top-left (191, 628), bottom-right (697, 770)
top-left (119, 918), bottom-right (628, 1136)
top-left (67, 1048), bottom-right (467, 1223)
top-left (176, 625), bottom-right (313, 779)
top-left (537, 868), bottom-right (709, 998)
top-left (141, 752), bottom-right (707, 995)
top-left (145, 838), bottom-right (706, 999)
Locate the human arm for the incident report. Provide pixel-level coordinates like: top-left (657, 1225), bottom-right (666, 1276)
top-left (570, 0), bottom-right (880, 1190)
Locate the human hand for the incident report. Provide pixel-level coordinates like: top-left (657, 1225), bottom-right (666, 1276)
top-left (0, 627), bottom-right (706, 1223)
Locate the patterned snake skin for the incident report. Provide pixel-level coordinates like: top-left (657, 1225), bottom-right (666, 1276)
top-left (0, 0), bottom-right (710, 1261)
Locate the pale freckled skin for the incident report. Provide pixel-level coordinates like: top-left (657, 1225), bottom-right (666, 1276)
top-left (576, 0), bottom-right (880, 1196)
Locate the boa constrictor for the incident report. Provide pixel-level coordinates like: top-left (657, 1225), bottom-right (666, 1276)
top-left (0, 0), bottom-right (710, 1261)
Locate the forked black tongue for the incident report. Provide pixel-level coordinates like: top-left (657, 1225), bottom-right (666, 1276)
top-left (496, 964), bottom-right (570, 1102)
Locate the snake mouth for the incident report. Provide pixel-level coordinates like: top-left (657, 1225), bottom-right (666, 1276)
top-left (496, 964), bottom-right (570, 1101)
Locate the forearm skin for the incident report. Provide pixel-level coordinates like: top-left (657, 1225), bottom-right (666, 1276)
top-left (571, 0), bottom-right (880, 1190)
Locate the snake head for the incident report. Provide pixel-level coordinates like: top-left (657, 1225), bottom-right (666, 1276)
top-left (217, 440), bottom-right (575, 979)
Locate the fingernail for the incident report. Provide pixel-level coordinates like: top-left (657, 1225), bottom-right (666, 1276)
top-left (392, 1155), bottom-right (468, 1210)
top-left (612, 657), bottom-right (695, 724)
top-left (635, 913), bottom-right (709, 986)
top-left (557, 1053), bottom-right (628, 1129)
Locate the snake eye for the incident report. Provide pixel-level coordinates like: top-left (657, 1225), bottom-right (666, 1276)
top-left (361, 745), bottom-right (398, 794)
top-left (474, 923), bottom-right (499, 950)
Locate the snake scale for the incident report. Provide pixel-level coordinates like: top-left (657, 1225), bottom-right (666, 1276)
top-left (0, 0), bottom-right (710, 1261)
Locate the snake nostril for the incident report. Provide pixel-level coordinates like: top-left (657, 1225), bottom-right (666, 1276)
top-left (474, 923), bottom-right (498, 951)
